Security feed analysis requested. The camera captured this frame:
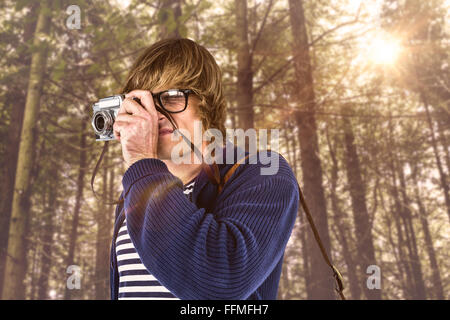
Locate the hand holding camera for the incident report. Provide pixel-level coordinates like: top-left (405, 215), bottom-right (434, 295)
top-left (92, 88), bottom-right (196, 169)
top-left (116, 90), bottom-right (159, 168)
top-left (91, 90), bottom-right (159, 169)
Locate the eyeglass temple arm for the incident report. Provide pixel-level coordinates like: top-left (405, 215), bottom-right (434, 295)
top-left (155, 104), bottom-right (204, 162)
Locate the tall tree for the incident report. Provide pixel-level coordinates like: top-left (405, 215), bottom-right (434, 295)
top-left (94, 144), bottom-right (111, 299)
top-left (235, 0), bottom-right (254, 132)
top-left (2, 0), bottom-right (53, 300)
top-left (37, 154), bottom-right (59, 300)
top-left (288, 0), bottom-right (334, 299)
top-left (411, 165), bottom-right (444, 299)
top-left (396, 158), bottom-right (426, 299)
top-left (0, 1), bottom-right (39, 296)
top-left (385, 118), bottom-right (426, 299)
top-left (342, 115), bottom-right (381, 299)
top-left (416, 87), bottom-right (450, 222)
top-left (159, 0), bottom-right (183, 39)
top-left (325, 126), bottom-right (362, 300)
top-left (64, 121), bottom-right (87, 300)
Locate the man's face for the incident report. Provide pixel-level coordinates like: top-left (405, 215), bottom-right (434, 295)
top-left (154, 87), bottom-right (202, 161)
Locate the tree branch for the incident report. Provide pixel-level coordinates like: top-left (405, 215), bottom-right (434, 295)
top-left (250, 0), bottom-right (274, 56)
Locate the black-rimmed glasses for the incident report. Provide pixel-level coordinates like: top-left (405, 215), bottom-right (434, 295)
top-left (152, 89), bottom-right (192, 113)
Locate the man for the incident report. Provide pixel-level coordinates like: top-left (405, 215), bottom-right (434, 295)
top-left (110, 38), bottom-right (299, 300)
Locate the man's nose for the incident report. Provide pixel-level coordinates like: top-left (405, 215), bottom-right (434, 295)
top-left (157, 110), bottom-right (166, 121)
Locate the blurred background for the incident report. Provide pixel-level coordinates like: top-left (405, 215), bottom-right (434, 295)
top-left (0, 0), bottom-right (448, 300)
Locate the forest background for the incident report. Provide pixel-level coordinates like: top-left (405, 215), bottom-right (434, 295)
top-left (0, 0), bottom-right (448, 300)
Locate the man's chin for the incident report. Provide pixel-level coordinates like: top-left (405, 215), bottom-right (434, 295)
top-left (157, 146), bottom-right (181, 161)
top-left (157, 151), bottom-right (171, 161)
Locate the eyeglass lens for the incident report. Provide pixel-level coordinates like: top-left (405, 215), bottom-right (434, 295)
top-left (159, 90), bottom-right (186, 112)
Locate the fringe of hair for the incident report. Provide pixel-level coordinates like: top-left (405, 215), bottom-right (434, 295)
top-left (120, 38), bottom-right (227, 137)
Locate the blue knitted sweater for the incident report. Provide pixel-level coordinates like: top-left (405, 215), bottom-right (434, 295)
top-left (109, 144), bottom-right (299, 300)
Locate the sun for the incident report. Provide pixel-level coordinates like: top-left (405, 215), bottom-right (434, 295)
top-left (367, 35), bottom-right (402, 66)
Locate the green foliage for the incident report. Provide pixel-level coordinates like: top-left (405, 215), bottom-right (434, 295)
top-left (52, 59), bottom-right (66, 81)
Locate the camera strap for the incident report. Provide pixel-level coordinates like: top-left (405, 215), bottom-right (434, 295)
top-left (297, 181), bottom-right (346, 300)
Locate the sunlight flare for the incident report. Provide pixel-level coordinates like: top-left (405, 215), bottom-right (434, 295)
top-left (367, 35), bottom-right (402, 65)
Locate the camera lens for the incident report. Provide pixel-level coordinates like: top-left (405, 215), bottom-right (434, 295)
top-left (92, 111), bottom-right (113, 135)
top-left (95, 114), bottom-right (105, 131)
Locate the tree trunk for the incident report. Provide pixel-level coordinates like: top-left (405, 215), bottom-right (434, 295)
top-left (279, 252), bottom-right (291, 299)
top-left (64, 122), bottom-right (87, 300)
top-left (424, 98), bottom-right (450, 222)
top-left (94, 144), bottom-right (111, 299)
top-left (29, 239), bottom-right (40, 300)
top-left (396, 162), bottom-right (426, 299)
top-left (0, 2), bottom-right (39, 297)
top-left (287, 120), bottom-right (309, 298)
top-left (287, 119), bottom-right (300, 177)
top-left (411, 167), bottom-right (444, 299)
top-left (159, 0), bottom-right (183, 39)
top-left (37, 167), bottom-right (58, 299)
top-left (387, 118), bottom-right (427, 299)
top-left (386, 122), bottom-right (415, 299)
top-left (2, 0), bottom-right (52, 300)
top-left (414, 69), bottom-right (450, 222)
top-left (279, 126), bottom-right (292, 299)
top-left (280, 118), bottom-right (309, 298)
top-left (108, 149), bottom-right (117, 230)
top-left (235, 0), bottom-right (254, 133)
top-left (283, 122), bottom-right (293, 166)
top-left (0, 93), bottom-right (26, 297)
top-left (288, 0), bottom-right (334, 299)
top-left (436, 118), bottom-right (450, 180)
top-left (342, 116), bottom-right (381, 300)
top-left (326, 127), bottom-right (362, 300)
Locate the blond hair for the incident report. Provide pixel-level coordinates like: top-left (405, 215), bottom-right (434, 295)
top-left (121, 38), bottom-right (227, 137)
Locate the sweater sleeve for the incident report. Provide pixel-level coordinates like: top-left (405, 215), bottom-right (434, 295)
top-left (122, 152), bottom-right (299, 299)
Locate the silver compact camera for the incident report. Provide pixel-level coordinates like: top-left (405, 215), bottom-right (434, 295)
top-left (91, 94), bottom-right (125, 141)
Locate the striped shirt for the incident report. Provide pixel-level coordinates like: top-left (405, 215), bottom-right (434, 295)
top-left (116, 179), bottom-right (195, 300)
